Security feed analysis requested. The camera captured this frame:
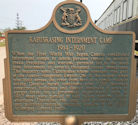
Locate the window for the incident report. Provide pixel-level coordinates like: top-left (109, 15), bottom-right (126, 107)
top-left (115, 10), bottom-right (117, 24)
top-left (123, 0), bottom-right (127, 20)
top-left (109, 14), bottom-right (112, 26)
top-left (128, 0), bottom-right (133, 18)
top-left (114, 10), bottom-right (117, 24)
top-left (120, 4), bottom-right (123, 22)
top-left (101, 21), bottom-right (103, 29)
top-left (105, 17), bottom-right (107, 28)
top-left (107, 16), bottom-right (109, 28)
top-left (117, 7), bottom-right (120, 23)
top-left (111, 13), bottom-right (113, 26)
top-left (103, 18), bottom-right (105, 29)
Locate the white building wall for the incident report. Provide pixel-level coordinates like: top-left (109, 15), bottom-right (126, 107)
top-left (96, 0), bottom-right (138, 30)
top-left (133, 0), bottom-right (138, 16)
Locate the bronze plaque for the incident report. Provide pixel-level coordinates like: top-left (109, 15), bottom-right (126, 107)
top-left (3, 0), bottom-right (137, 124)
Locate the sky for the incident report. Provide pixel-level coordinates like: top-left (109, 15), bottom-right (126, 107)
top-left (0, 0), bottom-right (113, 30)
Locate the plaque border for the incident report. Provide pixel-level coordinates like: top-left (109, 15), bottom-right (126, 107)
top-left (3, 0), bottom-right (136, 124)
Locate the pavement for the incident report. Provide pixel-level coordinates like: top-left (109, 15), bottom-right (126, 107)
top-left (0, 47), bottom-right (6, 105)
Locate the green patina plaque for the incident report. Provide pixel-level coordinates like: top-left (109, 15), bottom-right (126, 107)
top-left (3, 0), bottom-right (136, 123)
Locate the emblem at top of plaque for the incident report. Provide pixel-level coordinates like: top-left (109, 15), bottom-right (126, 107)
top-left (60, 6), bottom-right (82, 27)
top-left (53, 0), bottom-right (90, 34)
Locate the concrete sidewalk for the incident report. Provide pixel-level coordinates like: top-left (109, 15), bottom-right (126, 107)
top-left (0, 47), bottom-right (6, 105)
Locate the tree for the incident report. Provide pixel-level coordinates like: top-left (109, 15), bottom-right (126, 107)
top-left (3, 28), bottom-right (11, 32)
top-left (13, 26), bottom-right (26, 30)
top-left (14, 13), bottom-right (26, 30)
top-left (0, 32), bottom-right (2, 37)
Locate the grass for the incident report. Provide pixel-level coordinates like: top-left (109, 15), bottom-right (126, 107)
top-left (0, 42), bottom-right (5, 47)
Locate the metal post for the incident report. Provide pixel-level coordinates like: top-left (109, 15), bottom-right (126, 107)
top-left (65, 116), bottom-right (78, 125)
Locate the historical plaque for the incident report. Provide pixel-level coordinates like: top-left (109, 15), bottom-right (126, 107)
top-left (3, 0), bottom-right (137, 124)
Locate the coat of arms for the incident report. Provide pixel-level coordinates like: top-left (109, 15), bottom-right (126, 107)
top-left (60, 6), bottom-right (82, 27)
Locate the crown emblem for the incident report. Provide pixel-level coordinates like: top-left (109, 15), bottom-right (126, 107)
top-left (60, 6), bottom-right (82, 28)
